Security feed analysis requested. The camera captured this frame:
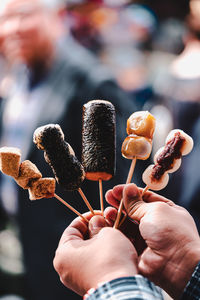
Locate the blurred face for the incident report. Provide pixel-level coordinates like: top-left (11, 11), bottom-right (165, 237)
top-left (0, 0), bottom-right (58, 66)
top-left (187, 0), bottom-right (200, 36)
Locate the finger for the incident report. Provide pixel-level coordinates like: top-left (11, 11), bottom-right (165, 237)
top-left (139, 188), bottom-right (175, 206)
top-left (112, 184), bottom-right (125, 199)
top-left (105, 185), bottom-right (125, 208)
top-left (59, 219), bottom-right (88, 245)
top-left (105, 189), bottom-right (120, 208)
top-left (123, 183), bottom-right (150, 222)
top-left (89, 215), bottom-right (108, 237)
top-left (59, 211), bottom-right (102, 245)
top-left (104, 206), bottom-right (118, 226)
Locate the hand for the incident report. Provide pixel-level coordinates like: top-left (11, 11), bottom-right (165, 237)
top-left (53, 212), bottom-right (138, 296)
top-left (105, 183), bottom-right (200, 299)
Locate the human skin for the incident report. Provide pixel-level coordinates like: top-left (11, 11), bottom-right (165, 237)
top-left (53, 212), bottom-right (138, 296)
top-left (0, 0), bottom-right (61, 67)
top-left (105, 183), bottom-right (200, 299)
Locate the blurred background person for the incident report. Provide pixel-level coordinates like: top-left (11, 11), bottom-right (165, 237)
top-left (0, 0), bottom-right (135, 299)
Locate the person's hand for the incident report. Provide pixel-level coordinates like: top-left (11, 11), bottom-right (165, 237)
top-left (53, 212), bottom-right (138, 296)
top-left (105, 183), bottom-right (200, 299)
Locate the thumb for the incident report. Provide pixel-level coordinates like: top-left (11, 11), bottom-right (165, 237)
top-left (123, 183), bottom-right (149, 222)
top-left (89, 215), bottom-right (108, 238)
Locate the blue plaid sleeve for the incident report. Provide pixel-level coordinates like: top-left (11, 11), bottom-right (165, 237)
top-left (181, 261), bottom-right (200, 300)
top-left (83, 276), bottom-right (163, 300)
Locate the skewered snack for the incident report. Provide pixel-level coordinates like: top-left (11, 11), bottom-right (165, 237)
top-left (82, 99), bottom-right (116, 214)
top-left (33, 124), bottom-right (64, 151)
top-left (121, 111), bottom-right (155, 161)
top-left (114, 111), bottom-right (156, 229)
top-left (121, 135), bottom-right (152, 160)
top-left (33, 123), bottom-right (94, 215)
top-left (15, 160), bottom-right (42, 189)
top-left (0, 147), bottom-right (21, 178)
top-left (120, 110), bottom-right (156, 183)
top-left (142, 129), bottom-right (194, 191)
top-left (82, 100), bottom-right (116, 181)
top-left (28, 178), bottom-right (56, 200)
top-left (33, 124), bottom-right (85, 191)
top-left (127, 111), bottom-right (156, 139)
top-left (142, 165), bottom-right (169, 191)
top-left (165, 129), bottom-right (193, 156)
top-left (0, 146), bottom-right (88, 221)
top-left (154, 147), bottom-right (181, 174)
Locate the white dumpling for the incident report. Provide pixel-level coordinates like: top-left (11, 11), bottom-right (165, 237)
top-left (142, 164), bottom-right (169, 191)
top-left (154, 147), bottom-right (182, 173)
top-left (165, 129), bottom-right (193, 156)
top-left (154, 147), bottom-right (164, 164)
top-left (167, 158), bottom-right (182, 173)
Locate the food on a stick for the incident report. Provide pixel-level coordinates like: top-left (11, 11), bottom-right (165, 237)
top-left (0, 147), bottom-right (21, 177)
top-left (121, 111), bottom-right (155, 161)
top-left (142, 129), bottom-right (194, 191)
top-left (142, 165), bottom-right (169, 191)
top-left (165, 129), bottom-right (194, 156)
top-left (121, 134), bottom-right (152, 160)
top-left (127, 111), bottom-right (156, 139)
top-left (0, 146), bottom-right (55, 200)
top-left (15, 160), bottom-right (42, 188)
top-left (33, 124), bottom-right (85, 191)
top-left (28, 177), bottom-right (56, 200)
top-left (82, 100), bottom-right (116, 181)
top-left (33, 124), bottom-right (64, 150)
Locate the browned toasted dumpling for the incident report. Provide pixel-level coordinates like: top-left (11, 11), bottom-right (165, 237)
top-left (0, 147), bottom-right (21, 178)
top-left (15, 160), bottom-right (42, 189)
top-left (28, 178), bottom-right (56, 200)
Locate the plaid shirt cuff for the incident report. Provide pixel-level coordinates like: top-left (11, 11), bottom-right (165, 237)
top-left (83, 275), bottom-right (163, 300)
top-left (181, 261), bottom-right (200, 300)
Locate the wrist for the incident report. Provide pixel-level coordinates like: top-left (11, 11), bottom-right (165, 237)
top-left (96, 270), bottom-right (138, 286)
top-left (90, 267), bottom-right (138, 291)
top-left (164, 242), bottom-right (200, 299)
top-left (84, 276), bottom-right (163, 300)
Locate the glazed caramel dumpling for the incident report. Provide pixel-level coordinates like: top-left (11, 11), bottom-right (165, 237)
top-left (122, 135), bottom-right (152, 160)
top-left (142, 164), bottom-right (169, 191)
top-left (127, 111), bottom-right (156, 139)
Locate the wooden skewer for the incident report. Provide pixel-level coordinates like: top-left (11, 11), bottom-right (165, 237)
top-left (126, 157), bottom-right (137, 185)
top-left (78, 188), bottom-right (95, 215)
top-left (142, 185), bottom-right (149, 196)
top-left (114, 157), bottom-right (137, 229)
top-left (99, 179), bottom-right (104, 215)
top-left (54, 193), bottom-right (88, 223)
top-left (118, 212), bottom-right (127, 228)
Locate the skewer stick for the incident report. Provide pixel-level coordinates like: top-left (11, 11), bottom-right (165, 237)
top-left (99, 179), bottom-right (104, 215)
top-left (78, 188), bottom-right (95, 215)
top-left (114, 157), bottom-right (137, 229)
top-left (126, 157), bottom-right (137, 185)
top-left (118, 212), bottom-right (127, 228)
top-left (142, 185), bottom-right (149, 196)
top-left (54, 193), bottom-right (88, 223)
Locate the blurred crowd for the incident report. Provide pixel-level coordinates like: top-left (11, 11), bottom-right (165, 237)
top-left (0, 0), bottom-right (200, 300)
